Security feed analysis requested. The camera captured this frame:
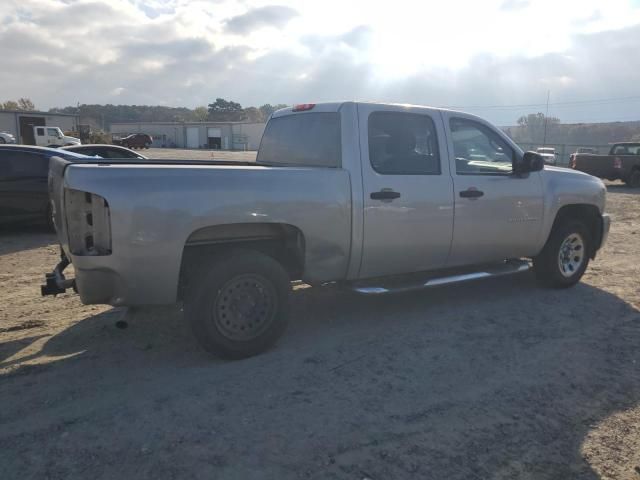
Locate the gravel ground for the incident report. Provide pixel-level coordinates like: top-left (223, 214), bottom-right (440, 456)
top-left (0, 180), bottom-right (638, 480)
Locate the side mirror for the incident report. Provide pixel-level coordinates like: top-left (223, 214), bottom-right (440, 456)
top-left (514, 151), bottom-right (544, 175)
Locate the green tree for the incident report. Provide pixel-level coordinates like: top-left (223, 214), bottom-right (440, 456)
top-left (17, 98), bottom-right (36, 111)
top-left (193, 106), bottom-right (208, 121)
top-left (259, 103), bottom-right (288, 119)
top-left (243, 106), bottom-right (263, 122)
top-left (2, 100), bottom-right (19, 110)
top-left (514, 113), bottom-right (561, 144)
top-left (207, 98), bottom-right (246, 121)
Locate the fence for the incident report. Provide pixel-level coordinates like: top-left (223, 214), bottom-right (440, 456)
top-left (516, 143), bottom-right (611, 166)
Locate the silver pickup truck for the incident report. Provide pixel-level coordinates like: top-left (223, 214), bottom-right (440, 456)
top-left (42, 102), bottom-right (610, 358)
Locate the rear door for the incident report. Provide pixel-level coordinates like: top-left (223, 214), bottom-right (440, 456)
top-left (357, 104), bottom-right (454, 278)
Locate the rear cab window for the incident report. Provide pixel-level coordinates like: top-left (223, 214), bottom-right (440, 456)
top-left (257, 113), bottom-right (341, 167)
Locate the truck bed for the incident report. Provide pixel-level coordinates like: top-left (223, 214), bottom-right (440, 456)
top-left (48, 155), bottom-right (353, 305)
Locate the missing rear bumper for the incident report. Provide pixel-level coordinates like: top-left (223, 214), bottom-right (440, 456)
top-left (41, 251), bottom-right (76, 296)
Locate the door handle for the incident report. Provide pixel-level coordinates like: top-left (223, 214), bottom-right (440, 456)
top-left (459, 188), bottom-right (484, 198)
top-left (370, 190), bottom-right (401, 200)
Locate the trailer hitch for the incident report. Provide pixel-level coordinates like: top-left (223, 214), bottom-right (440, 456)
top-left (41, 251), bottom-right (77, 296)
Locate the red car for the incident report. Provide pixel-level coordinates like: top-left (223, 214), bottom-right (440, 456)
top-left (115, 133), bottom-right (153, 149)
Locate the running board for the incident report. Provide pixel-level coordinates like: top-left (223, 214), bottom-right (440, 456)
top-left (352, 260), bottom-right (530, 295)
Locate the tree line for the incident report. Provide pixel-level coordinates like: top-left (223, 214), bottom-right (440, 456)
top-left (47, 99), bottom-right (288, 130)
top-left (505, 113), bottom-right (640, 146)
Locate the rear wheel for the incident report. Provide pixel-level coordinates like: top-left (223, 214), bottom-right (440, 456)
top-left (0, 137), bottom-right (5, 144)
top-left (533, 220), bottom-right (591, 288)
top-left (626, 170), bottom-right (640, 188)
top-left (184, 250), bottom-right (291, 359)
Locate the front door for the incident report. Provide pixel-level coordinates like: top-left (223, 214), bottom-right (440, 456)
top-left (443, 113), bottom-right (544, 267)
top-left (46, 127), bottom-right (62, 146)
top-left (358, 104), bottom-right (454, 279)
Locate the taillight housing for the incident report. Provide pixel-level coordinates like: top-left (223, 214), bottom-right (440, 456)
top-left (569, 155), bottom-right (576, 168)
top-left (292, 103), bottom-right (316, 112)
top-left (65, 189), bottom-right (112, 256)
top-left (613, 157), bottom-right (622, 169)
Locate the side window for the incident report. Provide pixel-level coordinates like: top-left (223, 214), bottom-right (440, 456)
top-left (9, 152), bottom-right (49, 176)
top-left (105, 148), bottom-right (135, 159)
top-left (36, 127), bottom-right (45, 137)
top-left (368, 112), bottom-right (440, 175)
top-left (450, 118), bottom-right (515, 175)
top-left (75, 148), bottom-right (98, 157)
top-left (47, 128), bottom-right (59, 137)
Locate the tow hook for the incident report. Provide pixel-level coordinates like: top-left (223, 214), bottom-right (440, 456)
top-left (41, 252), bottom-right (77, 296)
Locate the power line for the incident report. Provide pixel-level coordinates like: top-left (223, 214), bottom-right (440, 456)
top-left (441, 95), bottom-right (640, 110)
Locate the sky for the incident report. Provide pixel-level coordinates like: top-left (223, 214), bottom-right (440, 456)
top-left (2, 0), bottom-right (640, 125)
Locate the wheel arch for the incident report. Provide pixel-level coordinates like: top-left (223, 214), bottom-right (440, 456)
top-left (177, 222), bottom-right (305, 300)
top-left (547, 204), bottom-right (602, 259)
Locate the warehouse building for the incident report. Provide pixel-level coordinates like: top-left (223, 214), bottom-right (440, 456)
top-left (110, 121), bottom-right (267, 150)
top-left (0, 109), bottom-right (79, 144)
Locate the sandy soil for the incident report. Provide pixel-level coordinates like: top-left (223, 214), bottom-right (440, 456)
top-left (0, 182), bottom-right (639, 480)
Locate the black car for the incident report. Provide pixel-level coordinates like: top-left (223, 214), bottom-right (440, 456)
top-left (113, 133), bottom-right (153, 149)
top-left (0, 145), bottom-right (90, 227)
top-left (61, 143), bottom-right (147, 159)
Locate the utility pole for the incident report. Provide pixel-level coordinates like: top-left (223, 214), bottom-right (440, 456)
top-left (542, 90), bottom-right (550, 146)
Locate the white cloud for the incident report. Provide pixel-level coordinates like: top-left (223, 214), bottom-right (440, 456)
top-left (1, 0), bottom-right (640, 124)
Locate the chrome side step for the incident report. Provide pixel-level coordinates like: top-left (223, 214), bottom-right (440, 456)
top-left (352, 260), bottom-right (530, 295)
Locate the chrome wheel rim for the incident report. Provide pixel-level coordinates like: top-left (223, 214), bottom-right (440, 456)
top-left (557, 233), bottom-right (585, 278)
top-left (213, 274), bottom-right (276, 341)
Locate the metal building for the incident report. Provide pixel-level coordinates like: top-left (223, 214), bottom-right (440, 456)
top-left (0, 109), bottom-right (79, 144)
top-left (110, 121), bottom-right (267, 151)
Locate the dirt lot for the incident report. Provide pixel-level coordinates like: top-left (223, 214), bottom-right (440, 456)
top-left (1, 181), bottom-right (639, 480)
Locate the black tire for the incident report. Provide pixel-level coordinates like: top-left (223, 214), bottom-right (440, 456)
top-left (0, 137), bottom-right (5, 144)
top-left (184, 250), bottom-right (291, 359)
top-left (533, 220), bottom-right (591, 288)
top-left (626, 170), bottom-right (640, 188)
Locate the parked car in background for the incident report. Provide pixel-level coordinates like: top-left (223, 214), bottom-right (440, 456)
top-left (62, 144), bottom-right (147, 159)
top-left (570, 142), bottom-right (640, 187)
top-left (42, 102), bottom-right (610, 359)
top-left (0, 131), bottom-right (17, 144)
top-left (0, 145), bottom-right (90, 227)
top-left (114, 133), bottom-right (153, 149)
top-left (32, 126), bottom-right (81, 147)
top-left (536, 147), bottom-right (558, 165)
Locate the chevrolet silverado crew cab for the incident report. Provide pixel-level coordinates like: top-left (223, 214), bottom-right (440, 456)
top-left (42, 102), bottom-right (611, 359)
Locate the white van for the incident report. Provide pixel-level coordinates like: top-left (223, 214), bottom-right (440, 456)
top-left (34, 126), bottom-right (80, 147)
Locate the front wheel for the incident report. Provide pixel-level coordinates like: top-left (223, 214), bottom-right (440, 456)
top-left (533, 220), bottom-right (591, 288)
top-left (184, 250), bottom-right (291, 359)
